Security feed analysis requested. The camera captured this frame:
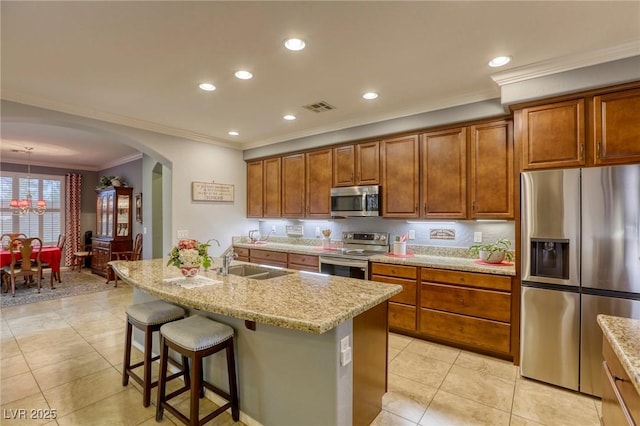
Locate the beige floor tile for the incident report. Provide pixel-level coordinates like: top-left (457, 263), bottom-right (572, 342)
top-left (388, 346), bottom-right (401, 362)
top-left (56, 387), bottom-right (160, 426)
top-left (61, 309), bottom-right (122, 327)
top-left (511, 378), bottom-right (600, 426)
top-left (509, 414), bottom-right (545, 425)
top-left (16, 327), bottom-right (83, 354)
top-left (7, 311), bottom-right (70, 337)
top-left (1, 353), bottom-right (30, 380)
top-left (594, 398), bottom-right (602, 421)
top-left (383, 373), bottom-right (437, 422)
top-left (419, 390), bottom-right (511, 426)
top-left (164, 394), bottom-right (240, 426)
top-left (1, 371), bottom-right (41, 404)
top-left (439, 364), bottom-right (515, 412)
top-left (388, 333), bottom-right (412, 350)
top-left (0, 392), bottom-right (55, 426)
top-left (78, 326), bottom-right (125, 347)
top-left (32, 351), bottom-right (112, 390)
top-left (371, 409), bottom-right (417, 426)
top-left (137, 415), bottom-right (177, 425)
top-left (389, 350), bottom-right (451, 388)
top-left (1, 337), bottom-right (22, 360)
top-left (403, 339), bottom-right (460, 364)
top-left (22, 337), bottom-right (96, 371)
top-left (42, 368), bottom-right (125, 417)
top-left (454, 351), bottom-right (518, 382)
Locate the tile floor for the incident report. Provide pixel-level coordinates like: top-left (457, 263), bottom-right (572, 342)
top-left (1, 274), bottom-right (601, 425)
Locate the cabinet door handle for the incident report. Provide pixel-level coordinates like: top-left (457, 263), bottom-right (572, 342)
top-left (595, 142), bottom-right (600, 159)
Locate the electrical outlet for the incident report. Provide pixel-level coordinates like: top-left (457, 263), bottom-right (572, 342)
top-left (315, 227), bottom-right (321, 237)
top-left (340, 336), bottom-right (350, 352)
top-left (177, 230), bottom-right (189, 238)
top-left (474, 232), bottom-right (482, 243)
top-left (340, 347), bottom-right (352, 366)
top-left (408, 230), bottom-right (416, 240)
top-left (271, 225), bottom-right (277, 233)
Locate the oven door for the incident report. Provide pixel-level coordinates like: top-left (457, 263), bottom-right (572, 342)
top-left (319, 256), bottom-right (369, 280)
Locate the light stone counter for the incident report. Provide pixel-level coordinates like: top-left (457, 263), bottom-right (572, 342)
top-left (233, 239), bottom-right (516, 277)
top-left (109, 257), bottom-right (401, 334)
top-left (597, 314), bottom-right (640, 395)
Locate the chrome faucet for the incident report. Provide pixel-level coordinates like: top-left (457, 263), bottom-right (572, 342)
top-left (221, 251), bottom-right (238, 276)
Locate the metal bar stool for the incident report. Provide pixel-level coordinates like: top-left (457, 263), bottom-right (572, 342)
top-left (123, 300), bottom-right (188, 407)
top-left (156, 315), bottom-right (239, 425)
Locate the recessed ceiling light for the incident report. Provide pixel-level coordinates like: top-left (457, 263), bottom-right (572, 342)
top-left (228, 131), bottom-right (239, 136)
top-left (198, 82), bottom-right (216, 91)
top-left (284, 38), bottom-right (306, 51)
top-left (234, 70), bottom-right (253, 80)
top-left (283, 114), bottom-right (296, 121)
top-left (488, 56), bottom-right (511, 67)
top-left (362, 92), bottom-right (379, 100)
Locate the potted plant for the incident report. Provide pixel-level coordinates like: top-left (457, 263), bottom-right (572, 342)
top-left (469, 238), bottom-right (513, 264)
top-left (167, 239), bottom-right (213, 277)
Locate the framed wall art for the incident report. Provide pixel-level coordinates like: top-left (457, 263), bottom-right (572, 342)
top-left (134, 193), bottom-right (142, 223)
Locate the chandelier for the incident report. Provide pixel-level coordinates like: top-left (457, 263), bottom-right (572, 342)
top-left (10, 147), bottom-right (47, 216)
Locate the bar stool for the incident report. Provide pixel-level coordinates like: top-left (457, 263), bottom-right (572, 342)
top-left (123, 300), bottom-right (188, 407)
top-left (156, 315), bottom-right (239, 425)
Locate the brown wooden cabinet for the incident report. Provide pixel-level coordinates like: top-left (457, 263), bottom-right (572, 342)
top-left (602, 335), bottom-right (640, 425)
top-left (370, 263), bottom-right (418, 332)
top-left (306, 148), bottom-right (333, 218)
top-left (246, 160), bottom-right (264, 218)
top-left (249, 249), bottom-right (288, 268)
top-left (419, 268), bottom-right (512, 356)
top-left (246, 158), bottom-right (281, 218)
top-left (380, 135), bottom-right (420, 217)
top-left (469, 120), bottom-right (514, 219)
top-left (233, 247), bottom-right (250, 262)
top-left (282, 153), bottom-right (305, 218)
top-left (593, 87), bottom-right (640, 165)
top-left (420, 127), bottom-right (467, 218)
top-left (518, 98), bottom-right (585, 170)
top-left (288, 253), bottom-right (319, 272)
top-left (333, 141), bottom-right (380, 187)
top-left (92, 186), bottom-right (133, 277)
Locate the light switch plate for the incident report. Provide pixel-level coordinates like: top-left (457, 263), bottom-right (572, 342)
top-left (177, 230), bottom-right (189, 238)
top-left (474, 232), bottom-right (482, 243)
top-left (408, 230), bottom-right (416, 240)
top-left (286, 225), bottom-right (304, 236)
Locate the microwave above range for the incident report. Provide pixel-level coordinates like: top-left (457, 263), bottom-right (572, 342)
top-left (330, 185), bottom-right (380, 217)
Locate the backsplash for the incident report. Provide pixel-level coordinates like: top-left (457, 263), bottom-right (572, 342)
top-left (254, 217), bottom-right (515, 250)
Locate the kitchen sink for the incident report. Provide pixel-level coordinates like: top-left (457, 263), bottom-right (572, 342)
top-left (227, 265), bottom-right (294, 280)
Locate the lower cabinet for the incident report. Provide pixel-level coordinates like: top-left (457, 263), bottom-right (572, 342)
top-left (288, 253), bottom-right (319, 272)
top-left (233, 247), bottom-right (319, 272)
top-left (371, 262), bottom-right (514, 358)
top-left (371, 263), bottom-right (418, 332)
top-left (602, 336), bottom-right (640, 425)
top-left (234, 247), bottom-right (249, 262)
top-left (91, 238), bottom-right (132, 277)
top-left (248, 249), bottom-right (288, 268)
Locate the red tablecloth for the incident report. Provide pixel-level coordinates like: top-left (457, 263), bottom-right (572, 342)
top-left (0, 247), bottom-right (62, 272)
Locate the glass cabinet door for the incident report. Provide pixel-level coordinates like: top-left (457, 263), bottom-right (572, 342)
top-left (106, 193), bottom-right (114, 237)
top-left (116, 194), bottom-right (130, 237)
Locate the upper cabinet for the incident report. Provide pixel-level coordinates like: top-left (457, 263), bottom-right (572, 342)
top-left (420, 127), bottom-right (467, 219)
top-left (246, 158), bottom-right (281, 218)
top-left (469, 120), bottom-right (514, 219)
top-left (515, 84), bottom-right (640, 171)
top-left (592, 87), bottom-right (640, 165)
top-left (518, 99), bottom-right (585, 170)
top-left (306, 148), bottom-right (333, 218)
top-left (282, 153), bottom-right (306, 218)
top-left (333, 141), bottom-right (380, 187)
top-left (381, 135), bottom-right (420, 217)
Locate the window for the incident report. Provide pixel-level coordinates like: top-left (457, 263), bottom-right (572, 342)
top-left (0, 172), bottom-right (65, 245)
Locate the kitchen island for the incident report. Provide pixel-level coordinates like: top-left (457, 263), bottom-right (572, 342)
top-left (110, 258), bottom-right (402, 426)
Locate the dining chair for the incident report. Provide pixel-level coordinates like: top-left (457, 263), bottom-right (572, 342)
top-left (71, 244), bottom-right (93, 272)
top-left (2, 237), bottom-right (47, 297)
top-left (41, 233), bottom-right (66, 283)
top-left (108, 232), bottom-right (142, 287)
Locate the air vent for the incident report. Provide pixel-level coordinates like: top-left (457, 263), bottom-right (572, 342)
top-left (302, 101), bottom-right (336, 113)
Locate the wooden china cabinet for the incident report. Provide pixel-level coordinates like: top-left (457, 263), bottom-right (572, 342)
top-left (92, 186), bottom-right (133, 277)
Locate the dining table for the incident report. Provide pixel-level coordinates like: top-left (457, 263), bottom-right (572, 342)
top-left (0, 246), bottom-right (62, 274)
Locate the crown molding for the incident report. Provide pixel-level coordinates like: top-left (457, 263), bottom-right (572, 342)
top-left (491, 40), bottom-right (640, 86)
top-left (1, 91), bottom-right (242, 151)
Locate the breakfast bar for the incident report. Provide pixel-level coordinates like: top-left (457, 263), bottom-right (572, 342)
top-left (110, 258), bottom-right (402, 426)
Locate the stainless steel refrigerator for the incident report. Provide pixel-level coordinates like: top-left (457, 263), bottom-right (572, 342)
top-left (520, 164), bottom-right (640, 397)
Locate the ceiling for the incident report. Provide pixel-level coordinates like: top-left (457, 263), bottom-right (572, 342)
top-left (1, 1), bottom-right (639, 170)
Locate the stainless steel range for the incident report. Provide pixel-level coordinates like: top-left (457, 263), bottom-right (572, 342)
top-left (318, 232), bottom-right (389, 280)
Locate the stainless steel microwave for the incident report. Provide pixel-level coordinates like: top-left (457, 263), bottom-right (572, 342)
top-left (330, 185), bottom-right (380, 217)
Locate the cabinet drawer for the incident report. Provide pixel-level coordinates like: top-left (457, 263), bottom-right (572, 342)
top-left (389, 303), bottom-right (416, 331)
top-left (602, 360), bottom-right (635, 426)
top-left (419, 308), bottom-right (511, 354)
top-left (288, 253), bottom-right (319, 268)
top-left (421, 283), bottom-right (511, 322)
top-left (250, 249), bottom-right (288, 263)
top-left (288, 264), bottom-right (319, 273)
top-left (371, 263), bottom-right (417, 280)
top-left (371, 275), bottom-right (417, 306)
top-left (233, 247), bottom-right (250, 258)
top-left (421, 268), bottom-right (511, 292)
top-left (251, 259), bottom-right (287, 268)
top-left (92, 240), bottom-right (111, 250)
top-left (603, 337), bottom-right (640, 424)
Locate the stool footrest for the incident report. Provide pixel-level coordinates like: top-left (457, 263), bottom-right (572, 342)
top-left (200, 403), bottom-right (233, 425)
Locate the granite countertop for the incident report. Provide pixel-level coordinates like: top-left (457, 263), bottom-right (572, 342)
top-left (233, 239), bottom-right (516, 276)
top-left (110, 258), bottom-right (401, 335)
top-left (597, 314), bottom-right (640, 395)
